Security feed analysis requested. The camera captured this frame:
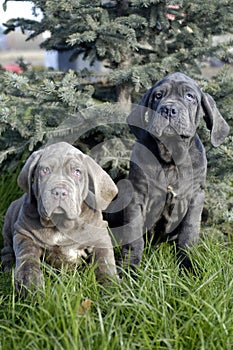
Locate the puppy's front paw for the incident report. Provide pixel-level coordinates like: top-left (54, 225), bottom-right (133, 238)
top-left (177, 249), bottom-right (194, 272)
top-left (14, 264), bottom-right (43, 296)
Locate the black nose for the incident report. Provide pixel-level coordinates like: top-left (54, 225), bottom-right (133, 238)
top-left (160, 105), bottom-right (178, 119)
top-left (51, 187), bottom-right (68, 199)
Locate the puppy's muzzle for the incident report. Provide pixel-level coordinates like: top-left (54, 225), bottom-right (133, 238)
top-left (159, 104), bottom-right (179, 119)
top-left (51, 187), bottom-right (69, 200)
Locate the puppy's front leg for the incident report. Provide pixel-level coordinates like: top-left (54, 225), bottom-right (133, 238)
top-left (93, 246), bottom-right (117, 282)
top-left (121, 201), bottom-right (145, 271)
top-left (13, 233), bottom-right (43, 295)
top-left (122, 237), bottom-right (144, 269)
top-left (177, 189), bottom-right (205, 270)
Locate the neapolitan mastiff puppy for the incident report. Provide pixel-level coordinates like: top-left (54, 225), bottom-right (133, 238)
top-left (114, 72), bottom-right (230, 270)
top-left (1, 142), bottom-right (118, 294)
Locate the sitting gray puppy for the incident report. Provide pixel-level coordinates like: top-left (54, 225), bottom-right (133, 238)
top-left (1, 142), bottom-right (118, 294)
top-left (113, 72), bottom-right (230, 271)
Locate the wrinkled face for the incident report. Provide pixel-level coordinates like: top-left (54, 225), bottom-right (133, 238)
top-left (146, 77), bottom-right (202, 140)
top-left (33, 151), bottom-right (88, 225)
top-left (142, 76), bottom-right (203, 164)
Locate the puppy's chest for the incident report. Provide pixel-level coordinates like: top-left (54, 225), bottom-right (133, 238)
top-left (45, 244), bottom-right (94, 268)
top-left (161, 165), bottom-right (179, 208)
top-left (163, 165), bottom-right (178, 193)
top-left (161, 163), bottom-right (192, 201)
top-left (158, 164), bottom-right (193, 231)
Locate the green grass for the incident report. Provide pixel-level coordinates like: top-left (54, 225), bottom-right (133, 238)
top-left (0, 236), bottom-right (233, 350)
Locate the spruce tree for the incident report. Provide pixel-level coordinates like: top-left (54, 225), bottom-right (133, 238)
top-left (3, 0), bottom-right (233, 108)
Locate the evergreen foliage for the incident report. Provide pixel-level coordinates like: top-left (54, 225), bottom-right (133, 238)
top-left (0, 66), bottom-right (94, 165)
top-left (3, 0), bottom-right (233, 103)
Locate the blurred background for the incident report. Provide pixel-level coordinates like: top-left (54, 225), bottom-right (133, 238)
top-left (0, 1), bottom-right (110, 72)
top-left (0, 1), bottom-right (45, 70)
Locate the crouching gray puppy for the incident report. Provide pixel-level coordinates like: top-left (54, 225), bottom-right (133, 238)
top-left (1, 142), bottom-right (118, 294)
top-left (115, 72), bottom-right (230, 271)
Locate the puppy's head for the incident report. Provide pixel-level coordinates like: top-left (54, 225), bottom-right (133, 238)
top-left (17, 142), bottom-right (118, 226)
top-left (127, 72), bottom-right (229, 163)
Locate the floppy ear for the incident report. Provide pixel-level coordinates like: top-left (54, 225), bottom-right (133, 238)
top-left (17, 149), bottom-right (44, 200)
top-left (84, 155), bottom-right (118, 211)
top-left (201, 92), bottom-right (230, 147)
top-left (127, 87), bottom-right (154, 141)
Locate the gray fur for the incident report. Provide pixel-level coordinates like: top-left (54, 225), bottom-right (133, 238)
top-left (115, 72), bottom-right (229, 270)
top-left (1, 142), bottom-right (118, 294)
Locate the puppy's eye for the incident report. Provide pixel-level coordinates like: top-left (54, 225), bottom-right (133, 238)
top-left (185, 92), bottom-right (196, 103)
top-left (40, 167), bottom-right (51, 175)
top-left (73, 169), bottom-right (81, 177)
top-left (155, 92), bottom-right (163, 99)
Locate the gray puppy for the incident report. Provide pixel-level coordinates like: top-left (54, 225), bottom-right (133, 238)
top-left (114, 72), bottom-right (230, 270)
top-left (1, 142), bottom-right (118, 294)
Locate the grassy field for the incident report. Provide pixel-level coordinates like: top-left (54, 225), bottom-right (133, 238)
top-left (0, 49), bottom-right (44, 66)
top-left (0, 234), bottom-right (233, 350)
top-left (0, 159), bottom-right (233, 350)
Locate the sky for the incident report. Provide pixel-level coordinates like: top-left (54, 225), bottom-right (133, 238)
top-left (0, 1), bottom-right (41, 26)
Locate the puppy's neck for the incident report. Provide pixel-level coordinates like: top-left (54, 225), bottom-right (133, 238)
top-left (155, 136), bottom-right (193, 166)
top-left (156, 140), bottom-right (174, 164)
